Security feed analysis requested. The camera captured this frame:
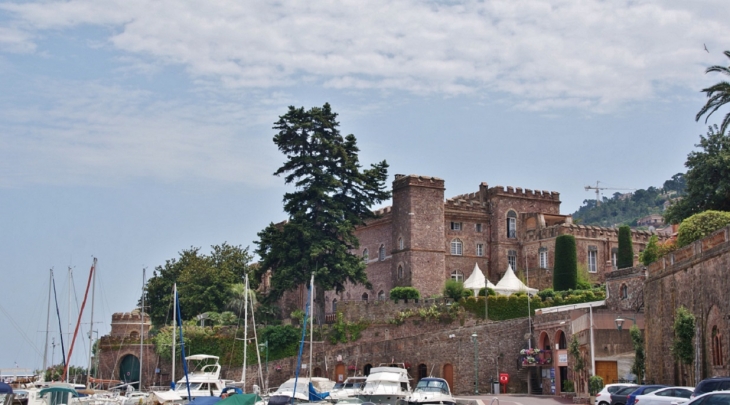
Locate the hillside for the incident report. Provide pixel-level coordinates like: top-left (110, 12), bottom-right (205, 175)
top-left (571, 174), bottom-right (685, 228)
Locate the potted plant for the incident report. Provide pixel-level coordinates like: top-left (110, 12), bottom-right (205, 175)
top-left (588, 375), bottom-right (604, 405)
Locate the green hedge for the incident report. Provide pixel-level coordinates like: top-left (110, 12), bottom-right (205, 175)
top-left (617, 226), bottom-right (634, 268)
top-left (460, 288), bottom-right (605, 320)
top-left (389, 287), bottom-right (420, 301)
top-left (554, 235), bottom-right (577, 291)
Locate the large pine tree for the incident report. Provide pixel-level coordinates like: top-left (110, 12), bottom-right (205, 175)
top-left (255, 103), bottom-right (390, 318)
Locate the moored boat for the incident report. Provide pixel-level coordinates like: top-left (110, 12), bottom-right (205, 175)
top-left (356, 367), bottom-right (411, 405)
top-left (406, 378), bottom-right (454, 405)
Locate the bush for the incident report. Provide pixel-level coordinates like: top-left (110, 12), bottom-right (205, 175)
top-left (563, 380), bottom-right (575, 392)
top-left (617, 225), bottom-right (634, 269)
top-left (589, 375), bottom-right (604, 396)
top-left (389, 287), bottom-right (420, 301)
top-left (443, 280), bottom-right (470, 301)
top-left (478, 287), bottom-right (496, 296)
top-left (676, 210), bottom-right (730, 247)
top-left (553, 235), bottom-right (578, 291)
top-left (537, 288), bottom-right (555, 300)
top-left (640, 235), bottom-right (660, 265)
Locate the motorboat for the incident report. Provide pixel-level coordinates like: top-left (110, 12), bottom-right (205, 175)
top-left (329, 377), bottom-right (367, 402)
top-left (264, 377), bottom-right (335, 405)
top-left (357, 367), bottom-right (411, 405)
top-left (172, 355), bottom-right (230, 400)
top-left (406, 378), bottom-right (454, 405)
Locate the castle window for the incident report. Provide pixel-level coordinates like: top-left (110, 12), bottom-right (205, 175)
top-left (378, 290), bottom-right (385, 300)
top-left (476, 223), bottom-right (482, 232)
top-left (451, 239), bottom-right (463, 255)
top-left (507, 211), bottom-right (517, 238)
top-left (398, 237), bottom-right (404, 250)
top-left (379, 245), bottom-right (385, 261)
top-left (588, 246), bottom-right (597, 273)
top-left (611, 248), bottom-right (618, 268)
top-left (451, 270), bottom-right (464, 282)
top-left (332, 299), bottom-right (337, 312)
top-left (450, 222), bottom-right (462, 231)
top-left (363, 249), bottom-right (369, 263)
top-left (713, 326), bottom-right (724, 366)
top-left (507, 250), bottom-right (517, 269)
top-left (397, 265), bottom-right (404, 280)
top-left (539, 247), bottom-right (548, 269)
top-left (362, 293), bottom-right (369, 302)
top-left (620, 283), bottom-right (628, 299)
top-left (476, 243), bottom-right (484, 257)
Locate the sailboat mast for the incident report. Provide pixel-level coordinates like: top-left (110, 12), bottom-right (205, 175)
top-left (309, 274), bottom-right (313, 379)
top-left (43, 269), bottom-right (53, 373)
top-left (86, 260), bottom-right (97, 388)
top-left (140, 268), bottom-right (145, 390)
top-left (67, 266), bottom-right (72, 382)
top-left (242, 274), bottom-right (249, 391)
top-left (63, 258), bottom-right (95, 382)
top-left (172, 283), bottom-right (177, 387)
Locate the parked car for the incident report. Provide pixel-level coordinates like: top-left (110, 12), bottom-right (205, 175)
top-left (598, 384), bottom-right (639, 405)
top-left (626, 385), bottom-right (669, 405)
top-left (680, 391), bottom-right (730, 405)
top-left (612, 386), bottom-right (643, 405)
top-left (692, 377), bottom-right (730, 399)
top-left (634, 386), bottom-right (694, 405)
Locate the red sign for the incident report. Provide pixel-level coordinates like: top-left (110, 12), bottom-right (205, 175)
top-left (499, 373), bottom-right (509, 385)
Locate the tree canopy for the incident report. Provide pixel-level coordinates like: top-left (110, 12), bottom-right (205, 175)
top-left (664, 125), bottom-right (730, 223)
top-left (676, 210), bottom-right (730, 247)
top-left (255, 103), bottom-right (390, 314)
top-left (617, 225), bottom-right (634, 269)
top-left (144, 243), bottom-right (254, 327)
top-left (696, 50), bottom-right (730, 135)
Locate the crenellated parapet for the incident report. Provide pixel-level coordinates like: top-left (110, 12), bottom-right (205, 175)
top-left (393, 174), bottom-right (445, 191)
top-left (522, 222), bottom-right (665, 243)
top-left (109, 310), bottom-right (151, 339)
top-left (372, 205), bottom-right (393, 216)
top-left (487, 185), bottom-right (560, 201)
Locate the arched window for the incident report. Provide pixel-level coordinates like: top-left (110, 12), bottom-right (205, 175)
top-left (398, 237), bottom-right (404, 250)
top-left (450, 239), bottom-right (463, 256)
top-left (332, 299), bottom-right (337, 312)
top-left (620, 284), bottom-right (628, 300)
top-left (713, 326), bottom-right (724, 366)
top-left (379, 245), bottom-right (386, 261)
top-left (363, 249), bottom-right (369, 262)
top-left (129, 331), bottom-right (139, 339)
top-left (362, 293), bottom-right (369, 302)
top-left (451, 270), bottom-right (463, 282)
top-left (378, 290), bottom-right (385, 300)
top-left (507, 210), bottom-right (517, 238)
top-left (398, 265), bottom-right (404, 280)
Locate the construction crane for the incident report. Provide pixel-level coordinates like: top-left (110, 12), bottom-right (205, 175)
top-left (584, 181), bottom-right (637, 206)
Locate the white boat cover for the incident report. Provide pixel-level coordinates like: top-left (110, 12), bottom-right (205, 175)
top-left (152, 390), bottom-right (183, 402)
top-left (463, 263), bottom-right (496, 296)
top-left (493, 264), bottom-right (538, 296)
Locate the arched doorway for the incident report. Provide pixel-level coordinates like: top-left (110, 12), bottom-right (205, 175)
top-left (119, 354), bottom-right (140, 389)
top-left (417, 364), bottom-right (428, 383)
top-left (443, 364), bottom-right (454, 393)
top-left (555, 329), bottom-right (568, 393)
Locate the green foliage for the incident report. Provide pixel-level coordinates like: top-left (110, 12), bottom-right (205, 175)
top-left (630, 324), bottom-right (645, 383)
top-left (260, 325), bottom-right (301, 360)
top-left (443, 280), bottom-right (470, 301)
top-left (640, 235), bottom-right (660, 266)
top-left (576, 263), bottom-right (592, 289)
top-left (477, 287), bottom-right (496, 296)
top-left (254, 303), bottom-right (281, 326)
top-left (254, 103), bottom-right (391, 312)
top-left (563, 380), bottom-right (575, 392)
top-left (589, 375), bottom-right (604, 396)
top-left (676, 210), bottom-right (730, 247)
top-left (665, 125), bottom-right (730, 223)
top-left (144, 243), bottom-right (254, 327)
top-left (44, 364), bottom-right (87, 382)
top-left (553, 235), bottom-right (578, 291)
top-left (389, 287), bottom-right (421, 301)
top-left (225, 283), bottom-right (258, 318)
top-left (569, 335), bottom-right (585, 374)
top-left (206, 311), bottom-right (238, 325)
top-left (328, 312), bottom-right (369, 344)
top-left (461, 288), bottom-right (605, 321)
top-left (573, 182), bottom-right (674, 227)
top-left (290, 309), bottom-right (306, 325)
top-left (696, 50), bottom-right (730, 135)
top-left (388, 303), bottom-right (461, 325)
top-left (617, 226), bottom-right (634, 269)
top-left (537, 288), bottom-right (555, 300)
top-left (672, 306), bottom-right (696, 365)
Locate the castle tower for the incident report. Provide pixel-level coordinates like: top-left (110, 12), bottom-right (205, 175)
top-left (391, 174), bottom-right (446, 296)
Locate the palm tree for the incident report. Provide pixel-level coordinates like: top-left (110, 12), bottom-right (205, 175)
top-left (696, 50), bottom-right (730, 134)
top-left (226, 283), bottom-right (257, 318)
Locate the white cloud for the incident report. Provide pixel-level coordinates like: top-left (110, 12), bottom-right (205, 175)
top-left (2, 0), bottom-right (728, 110)
top-left (0, 25), bottom-right (35, 53)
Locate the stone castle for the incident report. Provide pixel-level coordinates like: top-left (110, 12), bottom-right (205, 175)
top-left (275, 174), bottom-right (660, 316)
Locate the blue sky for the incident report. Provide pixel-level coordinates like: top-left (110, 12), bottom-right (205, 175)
top-left (1, 0), bottom-right (728, 371)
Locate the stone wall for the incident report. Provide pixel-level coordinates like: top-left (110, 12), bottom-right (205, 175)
top-left (644, 225), bottom-right (730, 385)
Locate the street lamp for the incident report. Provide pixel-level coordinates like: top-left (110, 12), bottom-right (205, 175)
top-left (615, 316), bottom-right (636, 331)
top-left (258, 340), bottom-right (269, 393)
top-left (471, 332), bottom-right (479, 394)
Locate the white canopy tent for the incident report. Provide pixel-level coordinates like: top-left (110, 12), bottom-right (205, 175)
top-left (493, 264), bottom-right (538, 296)
top-left (463, 263), bottom-right (496, 296)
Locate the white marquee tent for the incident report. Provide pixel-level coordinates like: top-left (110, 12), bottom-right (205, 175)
top-left (463, 263), bottom-right (496, 296)
top-left (493, 264), bottom-right (539, 296)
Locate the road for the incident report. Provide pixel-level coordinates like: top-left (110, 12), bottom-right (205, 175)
top-left (456, 394), bottom-right (575, 405)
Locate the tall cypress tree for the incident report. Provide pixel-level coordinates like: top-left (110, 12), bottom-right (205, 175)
top-left (617, 225), bottom-right (634, 269)
top-left (553, 234), bottom-right (577, 291)
top-left (255, 103), bottom-right (391, 317)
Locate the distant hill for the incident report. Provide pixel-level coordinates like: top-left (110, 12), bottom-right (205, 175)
top-left (571, 173), bottom-right (685, 228)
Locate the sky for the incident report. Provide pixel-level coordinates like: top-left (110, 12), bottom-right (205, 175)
top-left (1, 0), bottom-right (729, 372)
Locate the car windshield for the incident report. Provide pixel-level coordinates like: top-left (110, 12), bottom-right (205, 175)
top-left (698, 393), bottom-right (730, 405)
